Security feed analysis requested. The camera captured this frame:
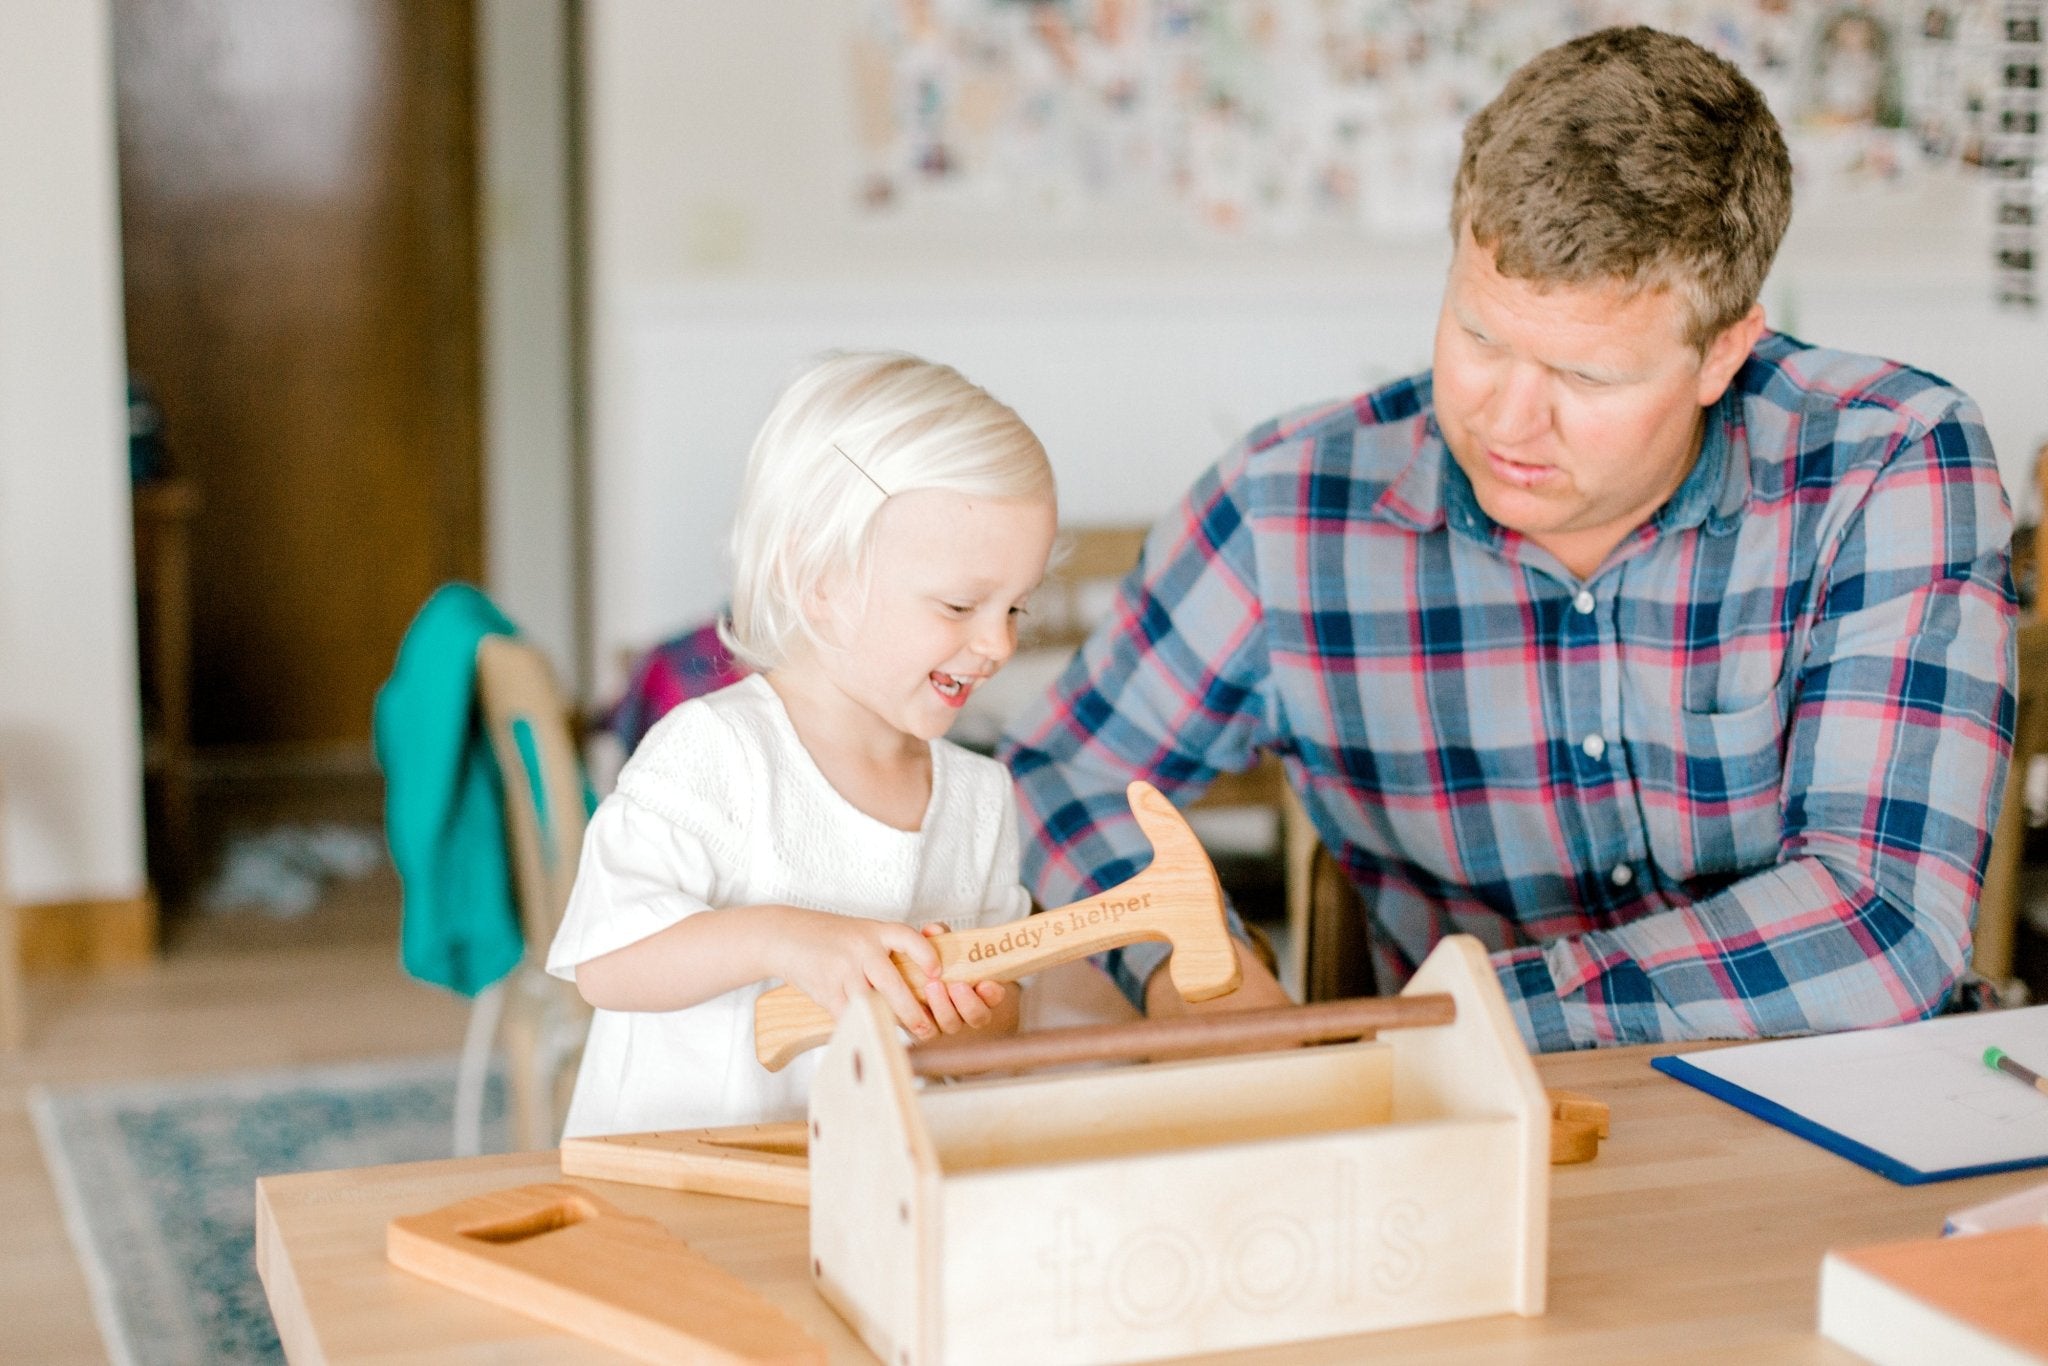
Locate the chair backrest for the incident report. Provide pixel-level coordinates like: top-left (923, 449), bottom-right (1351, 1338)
top-left (1974, 616), bottom-right (2048, 985)
top-left (1303, 842), bottom-right (1380, 1003)
top-left (1028, 524), bottom-right (1151, 649)
top-left (0, 768), bottom-right (20, 1049)
top-left (476, 634), bottom-right (588, 953)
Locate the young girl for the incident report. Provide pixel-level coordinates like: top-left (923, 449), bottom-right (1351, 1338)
top-left (548, 351), bottom-right (1058, 1137)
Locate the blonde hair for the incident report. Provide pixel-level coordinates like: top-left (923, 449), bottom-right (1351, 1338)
top-left (1451, 26), bottom-right (1793, 351)
top-left (721, 351), bottom-right (1054, 672)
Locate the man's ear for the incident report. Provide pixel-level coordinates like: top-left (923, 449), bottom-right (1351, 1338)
top-left (1696, 303), bottom-right (1767, 407)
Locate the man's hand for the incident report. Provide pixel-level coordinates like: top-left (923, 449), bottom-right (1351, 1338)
top-left (1145, 937), bottom-right (1293, 1018)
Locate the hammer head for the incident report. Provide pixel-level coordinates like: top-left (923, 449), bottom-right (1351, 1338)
top-left (1122, 781), bottom-right (1241, 1003)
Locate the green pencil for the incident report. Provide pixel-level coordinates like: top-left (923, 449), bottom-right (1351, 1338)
top-left (1983, 1046), bottom-right (2048, 1097)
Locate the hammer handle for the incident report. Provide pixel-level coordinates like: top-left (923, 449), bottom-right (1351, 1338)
top-left (751, 881), bottom-right (1180, 1073)
top-left (924, 890), bottom-right (1178, 982)
top-left (754, 779), bottom-right (1239, 1072)
top-left (907, 994), bottom-right (1458, 1077)
top-left (751, 991), bottom-right (841, 1072)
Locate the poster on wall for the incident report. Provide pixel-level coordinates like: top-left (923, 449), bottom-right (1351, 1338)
top-left (849, 0), bottom-right (2040, 303)
top-left (1993, 0), bottom-right (2042, 306)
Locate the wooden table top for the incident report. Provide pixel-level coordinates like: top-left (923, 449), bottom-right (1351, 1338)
top-left (255, 1043), bottom-right (2046, 1364)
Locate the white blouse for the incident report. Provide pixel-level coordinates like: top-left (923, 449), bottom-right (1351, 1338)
top-left (547, 674), bottom-right (1031, 1136)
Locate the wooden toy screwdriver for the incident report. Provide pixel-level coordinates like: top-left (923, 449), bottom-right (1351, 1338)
top-left (1983, 1046), bottom-right (2048, 1097)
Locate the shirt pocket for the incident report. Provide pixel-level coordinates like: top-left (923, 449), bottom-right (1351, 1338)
top-left (1623, 688), bottom-right (1787, 887)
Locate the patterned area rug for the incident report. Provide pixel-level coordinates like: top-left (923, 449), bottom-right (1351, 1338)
top-left (30, 1054), bottom-right (504, 1366)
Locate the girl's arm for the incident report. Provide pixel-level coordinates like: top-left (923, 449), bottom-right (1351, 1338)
top-left (574, 904), bottom-right (947, 1040)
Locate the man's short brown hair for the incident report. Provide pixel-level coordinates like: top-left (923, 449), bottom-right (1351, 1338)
top-left (1451, 26), bottom-right (1793, 351)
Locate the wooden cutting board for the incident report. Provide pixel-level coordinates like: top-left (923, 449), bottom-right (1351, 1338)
top-left (561, 1122), bottom-right (809, 1205)
top-left (386, 1180), bottom-right (822, 1365)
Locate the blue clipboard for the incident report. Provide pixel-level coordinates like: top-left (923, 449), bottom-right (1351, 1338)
top-left (1652, 1052), bottom-right (2048, 1187)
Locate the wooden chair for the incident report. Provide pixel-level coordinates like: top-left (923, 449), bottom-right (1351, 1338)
top-left (1026, 524), bottom-right (1151, 650)
top-left (452, 635), bottom-right (593, 1154)
top-left (1301, 841), bottom-right (1378, 1004)
top-left (1974, 616), bottom-right (2048, 990)
top-left (0, 769), bottom-right (21, 1050)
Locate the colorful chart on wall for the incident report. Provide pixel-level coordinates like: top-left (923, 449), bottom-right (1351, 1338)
top-left (848, 0), bottom-right (2042, 301)
top-left (1991, 0), bottom-right (2042, 307)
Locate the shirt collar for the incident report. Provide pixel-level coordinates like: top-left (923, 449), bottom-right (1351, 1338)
top-left (1393, 380), bottom-right (1751, 545)
top-left (1656, 385), bottom-right (1748, 537)
top-left (1366, 381), bottom-right (1454, 535)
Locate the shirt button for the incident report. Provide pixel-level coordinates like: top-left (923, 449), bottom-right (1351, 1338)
top-left (1574, 590), bottom-right (1596, 614)
top-left (1610, 864), bottom-right (1635, 887)
top-left (1581, 733), bottom-right (1606, 761)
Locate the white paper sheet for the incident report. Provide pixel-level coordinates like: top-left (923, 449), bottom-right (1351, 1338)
top-left (1672, 1005), bottom-right (2048, 1176)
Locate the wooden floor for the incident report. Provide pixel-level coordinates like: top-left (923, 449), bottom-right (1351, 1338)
top-left (2, 864), bottom-right (471, 1365)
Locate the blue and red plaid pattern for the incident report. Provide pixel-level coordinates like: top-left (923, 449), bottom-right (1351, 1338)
top-left (999, 332), bottom-right (2016, 1050)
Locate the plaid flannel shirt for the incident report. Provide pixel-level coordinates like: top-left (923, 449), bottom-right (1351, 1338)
top-left (999, 332), bottom-right (2015, 1051)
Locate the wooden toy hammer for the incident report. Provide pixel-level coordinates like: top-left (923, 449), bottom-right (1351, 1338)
top-left (752, 779), bottom-right (1239, 1071)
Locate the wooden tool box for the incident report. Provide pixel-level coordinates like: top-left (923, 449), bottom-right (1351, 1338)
top-left (808, 933), bottom-right (1550, 1366)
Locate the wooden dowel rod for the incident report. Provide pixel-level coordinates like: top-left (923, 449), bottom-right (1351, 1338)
top-left (908, 993), bottom-right (1456, 1078)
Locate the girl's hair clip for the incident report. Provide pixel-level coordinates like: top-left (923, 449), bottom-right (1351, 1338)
top-left (834, 443), bottom-right (890, 498)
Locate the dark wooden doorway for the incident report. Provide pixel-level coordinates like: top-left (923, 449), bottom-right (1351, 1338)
top-left (113, 0), bottom-right (483, 757)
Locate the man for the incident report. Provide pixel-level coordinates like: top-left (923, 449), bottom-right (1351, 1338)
top-left (998, 27), bottom-right (2015, 1050)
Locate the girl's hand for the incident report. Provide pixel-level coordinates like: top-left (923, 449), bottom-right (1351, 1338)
top-left (766, 907), bottom-right (943, 1041)
top-left (917, 922), bottom-right (1007, 1035)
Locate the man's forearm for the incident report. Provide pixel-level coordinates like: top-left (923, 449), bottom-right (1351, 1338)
top-left (1491, 854), bottom-right (1969, 1051)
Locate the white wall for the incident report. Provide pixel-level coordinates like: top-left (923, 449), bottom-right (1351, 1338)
top-left (1774, 170), bottom-right (2048, 513)
top-left (479, 0), bottom-right (582, 688)
top-left (589, 274), bottom-right (1445, 682)
top-left (0, 0), bottom-right (147, 904)
top-left (582, 1), bottom-right (2048, 697)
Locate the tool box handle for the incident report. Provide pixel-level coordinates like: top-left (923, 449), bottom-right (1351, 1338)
top-left (906, 992), bottom-right (1455, 1078)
